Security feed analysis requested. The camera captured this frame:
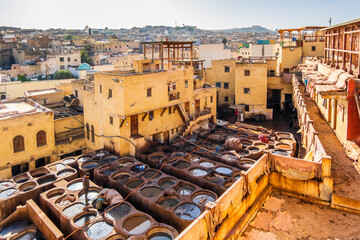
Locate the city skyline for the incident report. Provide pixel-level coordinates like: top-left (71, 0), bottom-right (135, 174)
top-left (1, 0), bottom-right (359, 30)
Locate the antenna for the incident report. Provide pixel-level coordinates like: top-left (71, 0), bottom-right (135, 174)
top-left (329, 18), bottom-right (332, 27)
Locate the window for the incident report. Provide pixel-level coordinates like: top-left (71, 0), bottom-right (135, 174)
top-left (60, 65), bottom-right (65, 70)
top-left (312, 46), bottom-right (316, 51)
top-left (60, 57), bottom-right (64, 62)
top-left (147, 88), bottom-right (152, 97)
top-left (244, 88), bottom-right (250, 94)
top-left (224, 66), bottom-right (230, 72)
top-left (268, 70), bottom-right (275, 76)
top-left (215, 82), bottom-right (221, 88)
top-left (185, 80), bottom-right (188, 88)
top-left (13, 135), bottom-right (24, 153)
top-left (108, 89), bottom-right (112, 99)
top-left (210, 96), bottom-right (213, 103)
top-left (149, 111), bottom-right (154, 121)
top-left (115, 46), bottom-right (117, 48)
top-left (283, 68), bottom-right (290, 73)
top-left (173, 82), bottom-right (176, 90)
top-left (224, 83), bottom-right (229, 89)
top-left (169, 106), bottom-right (172, 114)
top-left (36, 131), bottom-right (46, 147)
top-left (75, 59), bottom-right (78, 62)
top-left (244, 70), bottom-right (250, 76)
top-left (224, 96), bottom-right (229, 102)
top-left (86, 123), bottom-right (90, 140)
top-left (67, 57), bottom-right (71, 61)
top-left (100, 85), bottom-right (102, 93)
top-left (74, 90), bottom-right (78, 98)
top-left (109, 116), bottom-right (113, 125)
top-left (91, 125), bottom-right (95, 143)
top-left (245, 105), bottom-right (250, 112)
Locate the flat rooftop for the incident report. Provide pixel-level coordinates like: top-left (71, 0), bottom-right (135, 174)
top-left (26, 88), bottom-right (60, 96)
top-left (51, 106), bottom-right (83, 120)
top-left (0, 101), bottom-right (45, 120)
top-left (241, 191), bottom-right (360, 239)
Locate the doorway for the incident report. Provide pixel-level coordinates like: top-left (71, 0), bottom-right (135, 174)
top-left (164, 131), bottom-right (169, 145)
top-left (130, 115), bottom-right (138, 136)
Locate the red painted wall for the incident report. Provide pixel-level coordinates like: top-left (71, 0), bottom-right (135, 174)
top-left (347, 79), bottom-right (360, 146)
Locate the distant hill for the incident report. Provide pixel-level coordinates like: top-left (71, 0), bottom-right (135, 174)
top-left (214, 25), bottom-right (276, 33)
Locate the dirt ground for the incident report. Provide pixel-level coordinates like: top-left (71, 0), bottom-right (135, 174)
top-left (297, 83), bottom-right (360, 201)
top-left (240, 191), bottom-right (360, 240)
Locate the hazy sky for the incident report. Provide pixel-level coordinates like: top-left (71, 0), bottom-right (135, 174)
top-left (0, 0), bottom-right (359, 30)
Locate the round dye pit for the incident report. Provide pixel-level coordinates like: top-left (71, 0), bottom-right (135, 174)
top-left (254, 143), bottom-right (268, 150)
top-left (140, 187), bottom-right (163, 198)
top-left (57, 169), bottom-right (76, 177)
top-left (87, 221), bottom-right (113, 240)
top-left (107, 203), bottom-right (131, 220)
top-left (272, 150), bottom-right (291, 157)
top-left (37, 175), bottom-right (56, 185)
top-left (208, 144), bottom-right (220, 150)
top-left (0, 188), bottom-right (17, 199)
top-left (47, 189), bottom-right (64, 200)
top-left (123, 216), bottom-right (151, 235)
top-left (189, 168), bottom-right (208, 177)
top-left (150, 155), bottom-right (164, 161)
top-left (207, 174), bottom-right (226, 186)
top-left (238, 150), bottom-right (250, 156)
top-left (159, 179), bottom-right (176, 189)
top-left (199, 162), bottom-right (215, 168)
top-left (171, 152), bottom-right (185, 158)
top-left (172, 160), bottom-right (190, 169)
top-left (176, 184), bottom-right (195, 196)
top-left (0, 220), bottom-right (31, 237)
top-left (78, 156), bottom-right (92, 162)
top-left (63, 158), bottom-right (76, 165)
top-left (247, 146), bottom-right (260, 153)
top-left (102, 155), bottom-right (118, 163)
top-left (126, 179), bottom-right (144, 189)
top-left (74, 214), bottom-right (96, 227)
top-left (143, 170), bottom-right (162, 179)
top-left (112, 172), bottom-right (131, 184)
top-left (238, 159), bottom-right (256, 170)
top-left (175, 203), bottom-right (201, 220)
top-left (276, 132), bottom-right (292, 138)
top-left (63, 202), bottom-right (85, 217)
top-left (148, 232), bottom-right (173, 240)
top-left (158, 197), bottom-right (179, 208)
top-left (48, 163), bottom-right (66, 172)
top-left (0, 181), bottom-right (13, 190)
top-left (30, 168), bottom-right (49, 178)
top-left (215, 167), bottom-right (233, 176)
top-left (220, 153), bottom-right (238, 162)
top-left (82, 161), bottom-right (98, 169)
top-left (192, 193), bottom-right (216, 206)
top-left (67, 181), bottom-right (83, 191)
top-left (276, 143), bottom-right (292, 151)
top-left (19, 182), bottom-right (36, 192)
top-left (99, 167), bottom-right (117, 176)
top-left (184, 146), bottom-right (196, 152)
top-left (13, 174), bottom-right (29, 184)
top-left (161, 157), bottom-right (177, 165)
top-left (196, 148), bottom-right (207, 153)
top-left (241, 140), bottom-right (253, 147)
top-left (79, 190), bottom-right (99, 205)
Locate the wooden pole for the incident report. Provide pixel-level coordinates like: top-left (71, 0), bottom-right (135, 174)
top-left (342, 28), bottom-right (347, 71)
top-left (349, 26), bottom-right (354, 74)
top-left (336, 30), bottom-right (340, 69)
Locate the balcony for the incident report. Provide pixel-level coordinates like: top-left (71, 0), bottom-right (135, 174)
top-left (192, 107), bottom-right (211, 121)
top-left (169, 92), bottom-right (180, 101)
top-left (55, 129), bottom-right (85, 145)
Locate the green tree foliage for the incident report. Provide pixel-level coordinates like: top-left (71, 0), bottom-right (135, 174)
top-left (17, 74), bottom-right (29, 82)
top-left (53, 70), bottom-right (76, 80)
top-left (81, 49), bottom-right (92, 64)
top-left (110, 34), bottom-right (118, 40)
top-left (222, 38), bottom-right (227, 46)
top-left (64, 34), bottom-right (73, 41)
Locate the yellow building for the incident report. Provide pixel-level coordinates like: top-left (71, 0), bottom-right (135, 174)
top-left (206, 58), bottom-right (293, 120)
top-left (79, 59), bottom-right (216, 156)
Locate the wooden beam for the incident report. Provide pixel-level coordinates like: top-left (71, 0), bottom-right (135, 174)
top-left (160, 107), bottom-right (167, 116)
top-left (120, 118), bottom-right (126, 128)
top-left (142, 112), bottom-right (148, 121)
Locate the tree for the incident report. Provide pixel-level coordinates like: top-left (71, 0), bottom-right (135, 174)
top-left (110, 34), bottom-right (118, 40)
top-left (53, 70), bottom-right (76, 80)
top-left (64, 34), bottom-right (73, 41)
top-left (222, 38), bottom-right (227, 47)
top-left (81, 49), bottom-right (92, 64)
top-left (17, 75), bottom-right (29, 82)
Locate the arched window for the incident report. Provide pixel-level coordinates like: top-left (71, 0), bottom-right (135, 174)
top-left (36, 130), bottom-right (47, 147)
top-left (13, 135), bottom-right (25, 153)
top-left (91, 125), bottom-right (95, 143)
top-left (86, 123), bottom-right (90, 140)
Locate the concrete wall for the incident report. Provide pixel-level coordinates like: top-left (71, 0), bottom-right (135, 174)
top-left (199, 44), bottom-right (231, 68)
